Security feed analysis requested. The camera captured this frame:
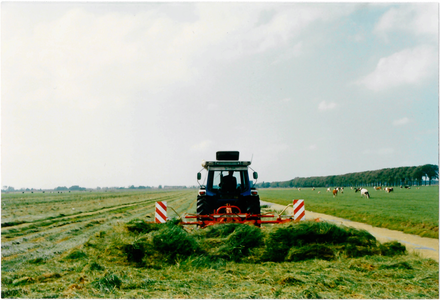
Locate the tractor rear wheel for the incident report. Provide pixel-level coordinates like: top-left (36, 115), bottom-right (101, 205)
top-left (197, 195), bottom-right (212, 216)
top-left (246, 196), bottom-right (261, 215)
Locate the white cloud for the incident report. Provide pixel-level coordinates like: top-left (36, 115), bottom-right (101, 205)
top-left (363, 148), bottom-right (395, 155)
top-left (355, 45), bottom-right (437, 91)
top-left (191, 140), bottom-right (213, 152)
top-left (271, 42), bottom-right (303, 64)
top-left (374, 4), bottom-right (438, 38)
top-left (318, 100), bottom-right (337, 111)
top-left (393, 117), bottom-right (410, 126)
top-left (244, 4), bottom-right (354, 54)
top-left (2, 8), bottom-right (199, 112)
top-left (2, 4), bottom-right (359, 113)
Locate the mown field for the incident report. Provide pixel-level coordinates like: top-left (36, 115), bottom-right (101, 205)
top-left (259, 186), bottom-right (439, 238)
top-left (1, 189), bottom-right (439, 298)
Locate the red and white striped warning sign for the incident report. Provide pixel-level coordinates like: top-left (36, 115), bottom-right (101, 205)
top-left (155, 201), bottom-right (167, 223)
top-left (293, 199), bottom-right (305, 221)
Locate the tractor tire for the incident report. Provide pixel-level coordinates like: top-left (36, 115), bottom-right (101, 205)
top-left (196, 195), bottom-right (212, 216)
top-left (245, 196), bottom-right (261, 215)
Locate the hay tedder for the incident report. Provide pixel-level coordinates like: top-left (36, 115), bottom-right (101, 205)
top-left (155, 151), bottom-right (308, 228)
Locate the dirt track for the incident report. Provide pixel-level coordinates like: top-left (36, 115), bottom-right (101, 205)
top-left (261, 201), bottom-right (439, 261)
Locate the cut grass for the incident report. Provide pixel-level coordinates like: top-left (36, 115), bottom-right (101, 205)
top-left (0, 190), bottom-right (195, 272)
top-left (1, 221), bottom-right (437, 299)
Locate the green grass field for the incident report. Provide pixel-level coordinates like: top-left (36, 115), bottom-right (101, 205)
top-left (259, 186), bottom-right (439, 238)
top-left (1, 188), bottom-right (438, 298)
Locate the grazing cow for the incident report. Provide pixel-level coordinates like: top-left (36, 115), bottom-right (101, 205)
top-left (332, 189), bottom-right (338, 197)
top-left (298, 188), bottom-right (301, 191)
top-left (312, 188), bottom-right (315, 191)
top-left (318, 191), bottom-right (321, 194)
top-left (361, 188), bottom-right (370, 199)
top-left (375, 186), bottom-right (382, 191)
top-left (405, 185), bottom-right (411, 189)
top-left (385, 187), bottom-right (394, 193)
top-left (354, 187), bottom-right (361, 192)
top-left (327, 188), bottom-right (331, 192)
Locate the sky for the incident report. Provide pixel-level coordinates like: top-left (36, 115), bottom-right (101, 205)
top-left (1, 2), bottom-right (439, 189)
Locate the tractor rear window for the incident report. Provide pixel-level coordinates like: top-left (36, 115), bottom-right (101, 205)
top-left (209, 170), bottom-right (248, 192)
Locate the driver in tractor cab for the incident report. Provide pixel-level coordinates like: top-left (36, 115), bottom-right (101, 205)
top-left (220, 171), bottom-right (237, 193)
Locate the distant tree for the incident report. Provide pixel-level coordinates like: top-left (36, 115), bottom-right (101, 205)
top-left (69, 185), bottom-right (86, 191)
top-left (55, 186), bottom-right (68, 191)
top-left (411, 167), bottom-right (424, 186)
top-left (423, 164), bottom-right (439, 185)
top-left (395, 168), bottom-right (405, 186)
top-left (264, 164), bottom-right (438, 188)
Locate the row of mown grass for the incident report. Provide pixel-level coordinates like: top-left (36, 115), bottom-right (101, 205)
top-left (1, 190), bottom-right (187, 226)
top-left (259, 186), bottom-right (439, 238)
top-left (2, 220), bottom-right (438, 299)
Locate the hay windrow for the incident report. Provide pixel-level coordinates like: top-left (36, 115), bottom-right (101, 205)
top-left (262, 221), bottom-right (379, 261)
top-left (286, 244), bottom-right (336, 261)
top-left (151, 224), bottom-right (202, 262)
top-left (89, 220), bottom-right (408, 265)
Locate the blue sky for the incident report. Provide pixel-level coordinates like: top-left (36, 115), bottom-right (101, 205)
top-left (2, 2), bottom-right (438, 189)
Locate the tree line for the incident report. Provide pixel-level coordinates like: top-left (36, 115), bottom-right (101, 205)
top-left (255, 164), bottom-right (439, 188)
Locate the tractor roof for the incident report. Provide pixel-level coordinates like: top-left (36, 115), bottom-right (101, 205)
top-left (202, 160), bottom-right (251, 171)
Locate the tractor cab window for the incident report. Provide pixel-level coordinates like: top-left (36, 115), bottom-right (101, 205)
top-left (210, 170), bottom-right (248, 193)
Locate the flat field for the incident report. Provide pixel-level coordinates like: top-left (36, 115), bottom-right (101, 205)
top-left (1, 189), bottom-right (439, 299)
top-left (1, 190), bottom-right (196, 270)
top-left (259, 186), bottom-right (439, 238)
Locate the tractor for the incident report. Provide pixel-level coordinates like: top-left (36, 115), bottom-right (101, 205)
top-left (194, 151), bottom-right (261, 226)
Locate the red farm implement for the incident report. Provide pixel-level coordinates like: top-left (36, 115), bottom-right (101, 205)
top-left (155, 200), bottom-right (311, 228)
top-left (182, 203), bottom-right (299, 228)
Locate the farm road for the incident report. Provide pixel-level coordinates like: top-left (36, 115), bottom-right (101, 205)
top-left (261, 201), bottom-right (439, 261)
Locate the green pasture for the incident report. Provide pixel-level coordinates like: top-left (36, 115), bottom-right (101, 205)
top-left (259, 186), bottom-right (439, 238)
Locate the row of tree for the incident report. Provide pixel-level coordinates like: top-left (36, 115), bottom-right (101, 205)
top-left (1, 185), bottom-right (190, 192)
top-left (256, 164), bottom-right (439, 188)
